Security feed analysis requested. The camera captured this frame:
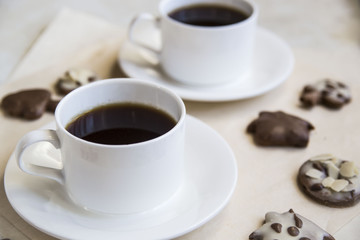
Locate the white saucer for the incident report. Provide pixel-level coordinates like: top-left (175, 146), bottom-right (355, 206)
top-left (118, 27), bottom-right (294, 102)
top-left (4, 115), bottom-right (237, 240)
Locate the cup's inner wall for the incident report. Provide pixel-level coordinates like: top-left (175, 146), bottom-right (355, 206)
top-left (162, 0), bottom-right (254, 23)
top-left (56, 80), bottom-right (183, 140)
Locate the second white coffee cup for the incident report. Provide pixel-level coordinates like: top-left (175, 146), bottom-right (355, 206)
top-left (128, 0), bottom-right (258, 86)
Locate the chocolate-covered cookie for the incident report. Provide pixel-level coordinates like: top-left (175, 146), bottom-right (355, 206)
top-left (249, 209), bottom-right (335, 240)
top-left (246, 111), bottom-right (314, 147)
top-left (298, 154), bottom-right (360, 207)
top-left (46, 99), bottom-right (60, 113)
top-left (55, 68), bottom-right (98, 95)
top-left (300, 79), bottom-right (351, 109)
top-left (1, 89), bottom-right (51, 120)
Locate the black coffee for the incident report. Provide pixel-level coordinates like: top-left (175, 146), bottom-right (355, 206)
top-left (66, 103), bottom-right (176, 145)
top-left (168, 4), bottom-right (249, 27)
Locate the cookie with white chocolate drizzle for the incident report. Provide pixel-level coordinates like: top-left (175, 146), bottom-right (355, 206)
top-left (299, 79), bottom-right (351, 109)
top-left (55, 68), bottom-right (98, 95)
top-left (249, 209), bottom-right (335, 240)
top-left (298, 154), bottom-right (360, 207)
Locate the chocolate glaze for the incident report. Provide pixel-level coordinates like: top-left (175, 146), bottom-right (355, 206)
top-left (247, 111), bottom-right (314, 147)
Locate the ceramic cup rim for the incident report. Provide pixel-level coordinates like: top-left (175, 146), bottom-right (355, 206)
top-left (159, 0), bottom-right (258, 31)
top-left (55, 78), bottom-right (186, 149)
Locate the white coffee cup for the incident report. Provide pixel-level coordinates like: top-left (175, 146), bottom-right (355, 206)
top-left (128, 0), bottom-right (258, 86)
top-left (15, 78), bottom-right (186, 214)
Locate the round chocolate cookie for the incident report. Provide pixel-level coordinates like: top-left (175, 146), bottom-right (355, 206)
top-left (298, 154), bottom-right (360, 207)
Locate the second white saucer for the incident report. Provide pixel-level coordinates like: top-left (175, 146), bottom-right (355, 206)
top-left (118, 27), bottom-right (294, 102)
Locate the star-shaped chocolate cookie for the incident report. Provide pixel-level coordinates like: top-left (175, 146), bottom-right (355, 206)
top-left (300, 79), bottom-right (351, 109)
top-left (247, 111), bottom-right (314, 148)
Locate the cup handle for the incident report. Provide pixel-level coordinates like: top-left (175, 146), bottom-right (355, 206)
top-left (128, 13), bottom-right (161, 64)
top-left (15, 129), bottom-right (64, 185)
